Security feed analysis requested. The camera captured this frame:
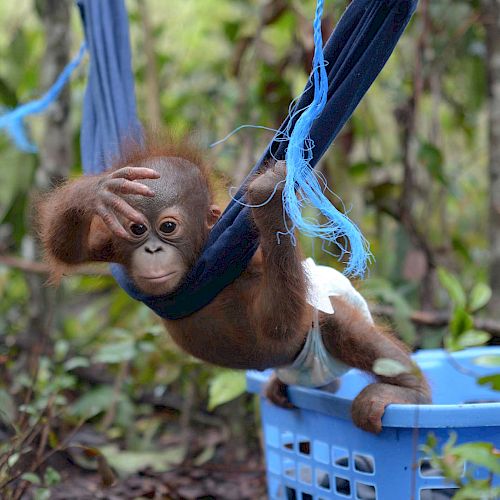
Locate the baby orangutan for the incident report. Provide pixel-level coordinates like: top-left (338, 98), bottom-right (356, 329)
top-left (39, 140), bottom-right (430, 434)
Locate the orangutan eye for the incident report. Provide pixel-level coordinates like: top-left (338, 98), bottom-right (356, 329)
top-left (130, 223), bottom-right (148, 236)
top-left (159, 221), bottom-right (177, 234)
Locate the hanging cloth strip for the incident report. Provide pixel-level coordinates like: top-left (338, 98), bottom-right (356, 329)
top-left (76, 0), bottom-right (418, 320)
top-left (77, 0), bottom-right (142, 174)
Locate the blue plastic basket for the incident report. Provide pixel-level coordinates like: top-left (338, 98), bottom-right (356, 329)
top-left (246, 347), bottom-right (500, 500)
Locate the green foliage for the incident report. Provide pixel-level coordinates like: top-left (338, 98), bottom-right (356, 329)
top-left (474, 355), bottom-right (500, 367)
top-left (438, 268), bottom-right (467, 309)
top-left (71, 386), bottom-right (124, 420)
top-left (0, 388), bottom-right (16, 425)
top-left (208, 370), bottom-right (247, 411)
top-left (100, 444), bottom-right (186, 476)
top-left (469, 283), bottom-right (492, 313)
top-left (421, 433), bottom-right (500, 499)
top-left (437, 267), bottom-right (492, 350)
top-left (418, 141), bottom-right (447, 186)
top-left (0, 1), bottom-right (498, 497)
top-left (22, 467), bottom-right (61, 500)
top-left (21, 473), bottom-right (41, 485)
top-left (477, 374), bottom-right (500, 391)
top-left (425, 269), bottom-right (499, 498)
top-left (361, 278), bottom-right (416, 344)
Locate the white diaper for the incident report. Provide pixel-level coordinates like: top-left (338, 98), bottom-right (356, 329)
top-left (275, 258), bottom-right (373, 388)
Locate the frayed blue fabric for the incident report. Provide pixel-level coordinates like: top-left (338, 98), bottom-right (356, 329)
top-left (77, 0), bottom-right (418, 320)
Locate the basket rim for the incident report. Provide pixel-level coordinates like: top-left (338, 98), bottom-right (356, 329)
top-left (246, 347), bottom-right (500, 429)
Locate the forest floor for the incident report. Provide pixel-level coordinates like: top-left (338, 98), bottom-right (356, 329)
top-left (20, 420), bottom-right (268, 500)
top-left (48, 460), bottom-right (267, 499)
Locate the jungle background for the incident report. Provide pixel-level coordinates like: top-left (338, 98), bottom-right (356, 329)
top-left (0, 0), bottom-right (499, 498)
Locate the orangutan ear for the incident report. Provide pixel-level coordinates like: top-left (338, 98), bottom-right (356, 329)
top-left (207, 205), bottom-right (222, 229)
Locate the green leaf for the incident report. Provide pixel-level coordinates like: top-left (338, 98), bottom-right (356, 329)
top-left (0, 75), bottom-right (18, 107)
top-left (473, 355), bottom-right (500, 367)
top-left (373, 358), bottom-right (410, 377)
top-left (443, 431), bottom-right (458, 453)
top-left (10, 29), bottom-right (28, 67)
top-left (456, 330), bottom-right (491, 348)
top-left (64, 356), bottom-right (90, 371)
top-left (418, 142), bottom-right (447, 185)
top-left (349, 160), bottom-right (382, 178)
top-left (0, 388), bottom-right (16, 424)
top-left (469, 283), bottom-right (492, 312)
top-left (70, 385), bottom-right (115, 419)
top-left (48, 430), bottom-right (59, 449)
top-left (208, 370), bottom-right (247, 411)
top-left (94, 340), bottom-right (136, 364)
top-left (425, 432), bottom-right (438, 449)
top-left (8, 453), bottom-right (19, 467)
top-left (452, 442), bottom-right (500, 474)
top-left (0, 150), bottom-right (22, 221)
top-left (478, 374), bottom-right (500, 391)
top-left (349, 161), bottom-right (370, 177)
top-left (113, 393), bottom-right (135, 428)
top-left (438, 268), bottom-right (466, 307)
top-left (451, 235), bottom-right (472, 263)
top-left (33, 489), bottom-right (51, 500)
top-left (100, 444), bottom-right (186, 476)
top-left (44, 467), bottom-right (61, 486)
top-left (223, 21), bottom-right (240, 42)
top-left (54, 339), bottom-right (69, 361)
top-left (449, 308), bottom-right (474, 338)
top-left (21, 472), bottom-right (41, 485)
top-left (454, 484), bottom-right (500, 500)
top-left (193, 445), bottom-right (216, 466)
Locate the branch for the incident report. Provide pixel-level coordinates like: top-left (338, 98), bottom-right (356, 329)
top-left (372, 304), bottom-right (500, 337)
top-left (100, 360), bottom-right (129, 431)
top-left (0, 255), bottom-right (111, 276)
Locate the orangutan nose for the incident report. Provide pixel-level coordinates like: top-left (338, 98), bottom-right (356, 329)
top-left (144, 244), bottom-right (163, 254)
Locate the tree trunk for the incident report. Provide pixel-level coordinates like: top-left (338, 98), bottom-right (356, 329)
top-left (22, 0), bottom-right (72, 349)
top-left (35, 0), bottom-right (73, 187)
top-left (483, 0), bottom-right (500, 318)
top-left (137, 0), bottom-right (161, 128)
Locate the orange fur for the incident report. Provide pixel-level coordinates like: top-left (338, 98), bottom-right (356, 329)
top-left (110, 131), bottom-right (215, 202)
top-left (37, 136), bottom-right (431, 434)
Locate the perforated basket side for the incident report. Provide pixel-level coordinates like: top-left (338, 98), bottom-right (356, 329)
top-left (247, 347), bottom-right (500, 499)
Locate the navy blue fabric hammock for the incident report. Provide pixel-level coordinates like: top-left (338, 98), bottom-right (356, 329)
top-left (75, 0), bottom-right (418, 320)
